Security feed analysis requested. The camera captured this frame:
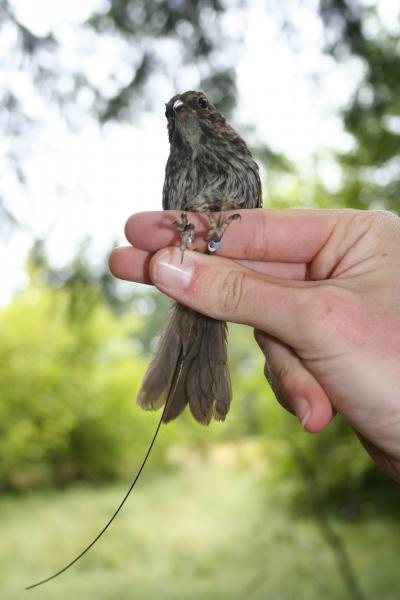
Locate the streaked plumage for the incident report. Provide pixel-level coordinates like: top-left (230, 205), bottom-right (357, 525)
top-left (137, 91), bottom-right (262, 424)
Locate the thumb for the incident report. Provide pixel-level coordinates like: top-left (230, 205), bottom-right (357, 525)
top-left (150, 247), bottom-right (310, 347)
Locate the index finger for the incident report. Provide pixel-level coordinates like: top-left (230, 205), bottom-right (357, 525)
top-left (124, 208), bottom-right (358, 263)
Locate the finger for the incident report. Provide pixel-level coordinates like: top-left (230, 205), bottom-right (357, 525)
top-left (149, 247), bottom-right (313, 348)
top-left (238, 260), bottom-right (307, 280)
top-left (108, 246), bottom-right (152, 284)
top-left (124, 208), bottom-right (354, 263)
top-left (109, 246), bottom-right (307, 284)
top-left (254, 330), bottom-right (334, 433)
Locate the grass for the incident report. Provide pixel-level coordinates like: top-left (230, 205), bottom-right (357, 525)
top-left (1, 445), bottom-right (400, 600)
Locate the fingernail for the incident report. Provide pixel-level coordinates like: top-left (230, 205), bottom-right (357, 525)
top-left (152, 248), bottom-right (194, 290)
top-left (293, 397), bottom-right (311, 429)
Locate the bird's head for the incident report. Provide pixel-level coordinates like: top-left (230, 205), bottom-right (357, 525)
top-left (164, 90), bottom-right (226, 148)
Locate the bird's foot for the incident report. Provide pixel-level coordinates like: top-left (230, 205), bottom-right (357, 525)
top-left (172, 212), bottom-right (196, 263)
top-left (204, 212), bottom-right (241, 253)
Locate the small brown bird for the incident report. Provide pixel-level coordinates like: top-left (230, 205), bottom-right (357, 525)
top-left (137, 91), bottom-right (262, 424)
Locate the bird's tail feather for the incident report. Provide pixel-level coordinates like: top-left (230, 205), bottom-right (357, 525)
top-left (137, 302), bottom-right (231, 424)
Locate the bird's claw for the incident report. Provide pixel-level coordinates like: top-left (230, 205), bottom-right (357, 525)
top-left (172, 212), bottom-right (195, 263)
top-left (204, 212), bottom-right (241, 253)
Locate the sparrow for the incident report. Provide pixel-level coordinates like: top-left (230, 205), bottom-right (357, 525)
top-left (137, 90), bottom-right (262, 424)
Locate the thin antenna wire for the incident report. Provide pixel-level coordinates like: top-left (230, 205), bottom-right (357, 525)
top-left (26, 405), bottom-right (167, 591)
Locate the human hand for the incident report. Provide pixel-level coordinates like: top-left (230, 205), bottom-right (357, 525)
top-left (109, 208), bottom-right (400, 482)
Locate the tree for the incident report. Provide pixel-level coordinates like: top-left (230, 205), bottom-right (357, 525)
top-left (0, 0), bottom-right (239, 230)
top-left (318, 0), bottom-right (400, 212)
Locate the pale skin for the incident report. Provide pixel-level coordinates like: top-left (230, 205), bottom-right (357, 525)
top-left (109, 208), bottom-right (400, 483)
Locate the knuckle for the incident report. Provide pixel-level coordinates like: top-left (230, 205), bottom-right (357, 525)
top-left (356, 209), bottom-right (399, 240)
top-left (368, 209), bottom-right (397, 223)
top-left (368, 209), bottom-right (400, 240)
top-left (240, 211), bottom-right (269, 260)
top-left (276, 362), bottom-right (291, 383)
top-left (216, 269), bottom-right (246, 316)
top-left (302, 291), bottom-right (337, 344)
top-left (306, 288), bottom-right (336, 321)
top-left (271, 364), bottom-right (291, 398)
top-left (265, 361), bottom-right (290, 410)
top-left (263, 350), bottom-right (291, 388)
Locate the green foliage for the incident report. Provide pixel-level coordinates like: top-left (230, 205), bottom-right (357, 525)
top-left (0, 274), bottom-right (157, 489)
top-left (0, 254), bottom-right (275, 490)
top-left (318, 0), bottom-right (400, 213)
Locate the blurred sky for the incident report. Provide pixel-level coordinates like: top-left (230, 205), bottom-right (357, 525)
top-left (0, 0), bottom-right (397, 305)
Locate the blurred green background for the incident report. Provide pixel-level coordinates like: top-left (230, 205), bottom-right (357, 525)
top-left (1, 1), bottom-right (400, 598)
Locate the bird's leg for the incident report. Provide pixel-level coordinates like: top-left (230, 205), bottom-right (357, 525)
top-left (172, 212), bottom-right (196, 263)
top-left (204, 211), bottom-right (241, 253)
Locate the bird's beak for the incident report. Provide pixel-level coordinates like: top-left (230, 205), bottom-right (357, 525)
top-left (173, 99), bottom-right (185, 113)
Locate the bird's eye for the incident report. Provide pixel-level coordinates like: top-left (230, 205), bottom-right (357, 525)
top-left (197, 97), bottom-right (208, 109)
